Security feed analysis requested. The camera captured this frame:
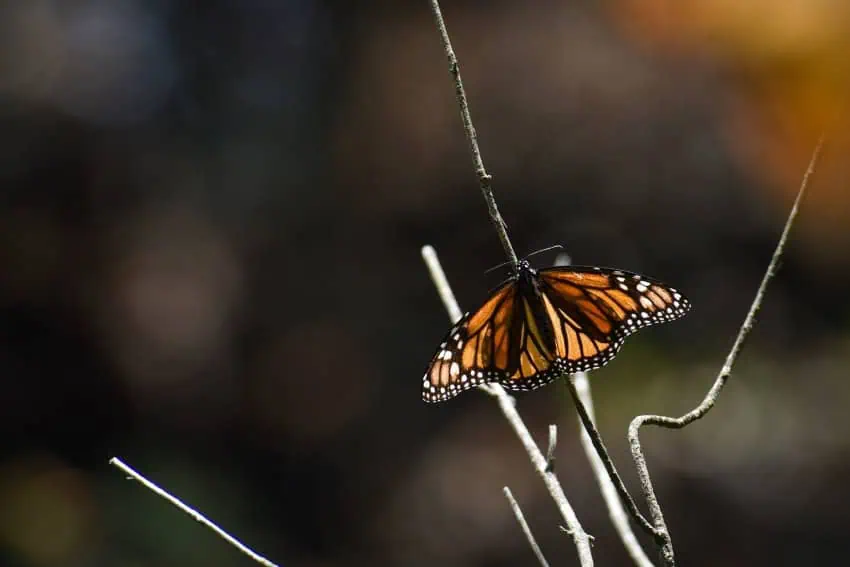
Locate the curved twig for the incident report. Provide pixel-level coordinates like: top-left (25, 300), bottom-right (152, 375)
top-left (628, 135), bottom-right (826, 567)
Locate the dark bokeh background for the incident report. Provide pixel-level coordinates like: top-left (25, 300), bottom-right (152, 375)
top-left (1, 1), bottom-right (849, 566)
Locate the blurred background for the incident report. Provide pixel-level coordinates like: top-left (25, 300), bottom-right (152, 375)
top-left (0, 0), bottom-right (848, 565)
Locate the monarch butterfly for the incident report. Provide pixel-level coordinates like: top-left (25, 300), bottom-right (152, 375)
top-left (422, 259), bottom-right (690, 403)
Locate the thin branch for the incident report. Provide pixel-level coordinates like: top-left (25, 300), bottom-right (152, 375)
top-left (504, 487), bottom-right (551, 567)
top-left (572, 373), bottom-right (655, 567)
top-left (427, 0), bottom-right (518, 267)
top-left (565, 377), bottom-right (656, 538)
top-left (421, 245), bottom-right (464, 324)
top-left (554, 253), bottom-right (654, 566)
top-left (627, 134), bottom-right (826, 567)
top-left (421, 245), bottom-right (594, 567)
top-left (109, 457), bottom-right (279, 567)
top-left (544, 425), bottom-right (557, 473)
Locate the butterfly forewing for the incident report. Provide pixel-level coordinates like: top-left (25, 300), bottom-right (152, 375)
top-left (538, 266), bottom-right (690, 338)
top-left (422, 282), bottom-right (519, 403)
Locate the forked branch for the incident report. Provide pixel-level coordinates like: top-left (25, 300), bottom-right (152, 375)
top-left (422, 246), bottom-right (594, 566)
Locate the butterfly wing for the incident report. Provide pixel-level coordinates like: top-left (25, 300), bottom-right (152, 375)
top-left (535, 266), bottom-right (690, 375)
top-left (422, 280), bottom-right (526, 402)
top-left (423, 264), bottom-right (690, 402)
top-left (495, 283), bottom-right (565, 393)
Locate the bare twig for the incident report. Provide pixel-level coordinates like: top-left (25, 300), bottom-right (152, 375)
top-left (504, 487), bottom-right (551, 567)
top-left (572, 373), bottom-right (655, 567)
top-left (427, 0), bottom-right (518, 267)
top-left (565, 378), bottom-right (655, 537)
top-left (545, 425), bottom-right (557, 472)
top-left (554, 253), bottom-right (655, 566)
top-left (109, 457), bottom-right (279, 567)
top-left (421, 245), bottom-right (464, 323)
top-left (628, 135), bottom-right (826, 567)
top-left (422, 246), bottom-right (594, 567)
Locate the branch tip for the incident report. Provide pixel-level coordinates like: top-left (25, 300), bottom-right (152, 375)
top-left (109, 457), bottom-right (280, 567)
top-left (504, 487), bottom-right (551, 567)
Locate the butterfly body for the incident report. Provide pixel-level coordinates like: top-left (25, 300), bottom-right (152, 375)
top-left (422, 259), bottom-right (690, 403)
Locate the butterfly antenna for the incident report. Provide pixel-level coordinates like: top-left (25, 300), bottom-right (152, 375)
top-left (526, 244), bottom-right (564, 260)
top-left (484, 245), bottom-right (564, 275)
top-left (484, 259), bottom-right (514, 275)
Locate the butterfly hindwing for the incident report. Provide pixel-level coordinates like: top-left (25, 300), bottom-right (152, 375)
top-left (537, 284), bottom-right (625, 375)
top-left (497, 294), bottom-right (563, 392)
